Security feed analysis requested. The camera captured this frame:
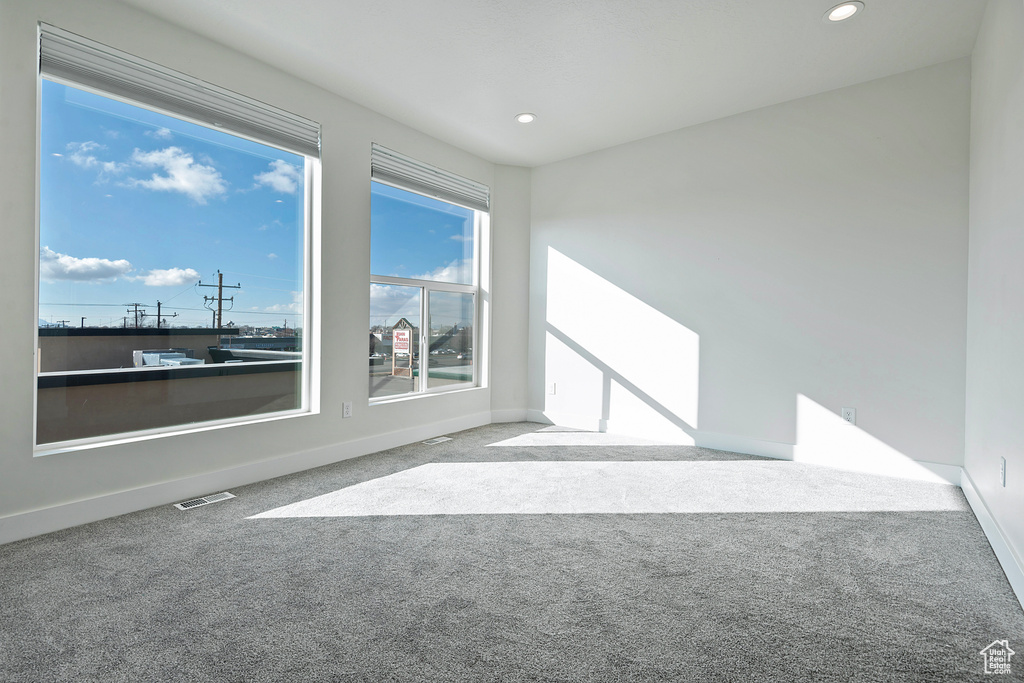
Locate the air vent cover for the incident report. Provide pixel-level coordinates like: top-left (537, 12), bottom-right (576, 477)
top-left (174, 492), bottom-right (236, 510)
top-left (422, 436), bottom-right (452, 445)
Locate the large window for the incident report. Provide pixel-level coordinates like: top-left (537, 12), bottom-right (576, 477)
top-left (369, 146), bottom-right (487, 400)
top-left (36, 25), bottom-right (319, 449)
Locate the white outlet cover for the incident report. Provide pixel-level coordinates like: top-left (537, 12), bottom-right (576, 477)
top-left (841, 407), bottom-right (856, 425)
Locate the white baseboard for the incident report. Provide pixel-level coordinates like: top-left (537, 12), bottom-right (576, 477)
top-left (695, 431), bottom-right (796, 460)
top-left (0, 410), bottom-right (492, 546)
top-left (914, 462), bottom-right (964, 486)
top-left (526, 409), bottom-right (553, 425)
top-left (960, 470), bottom-right (1024, 611)
top-left (527, 409), bottom-right (598, 430)
top-left (491, 408), bottom-right (529, 423)
top-left (695, 431), bottom-right (961, 485)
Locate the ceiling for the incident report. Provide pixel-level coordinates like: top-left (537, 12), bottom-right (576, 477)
top-left (116, 0), bottom-right (987, 167)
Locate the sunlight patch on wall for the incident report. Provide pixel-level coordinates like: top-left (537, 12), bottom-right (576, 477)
top-left (249, 460), bottom-right (965, 518)
top-left (544, 247), bottom-right (699, 436)
top-left (795, 394), bottom-right (950, 483)
top-left (606, 378), bottom-right (695, 444)
top-left (543, 331), bottom-right (605, 431)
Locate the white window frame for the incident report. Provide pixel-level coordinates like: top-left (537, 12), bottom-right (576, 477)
top-left (34, 25), bottom-right (321, 454)
top-left (368, 154), bottom-right (488, 402)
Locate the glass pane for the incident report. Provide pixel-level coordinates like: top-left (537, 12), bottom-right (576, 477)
top-left (370, 181), bottom-right (474, 284)
top-left (427, 291), bottom-right (474, 390)
top-left (38, 79), bottom-right (307, 445)
top-left (369, 284), bottom-right (421, 398)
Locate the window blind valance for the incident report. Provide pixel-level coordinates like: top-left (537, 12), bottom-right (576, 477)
top-left (371, 144), bottom-right (489, 213)
top-left (39, 24), bottom-right (321, 158)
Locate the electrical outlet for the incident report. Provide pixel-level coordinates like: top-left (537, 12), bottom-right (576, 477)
top-left (343, 401), bottom-right (352, 418)
top-left (841, 407), bottom-right (856, 425)
top-left (547, 383), bottom-right (556, 395)
top-left (1000, 457), bottom-right (1006, 487)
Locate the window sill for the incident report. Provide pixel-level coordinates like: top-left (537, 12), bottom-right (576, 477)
top-left (368, 384), bottom-right (486, 407)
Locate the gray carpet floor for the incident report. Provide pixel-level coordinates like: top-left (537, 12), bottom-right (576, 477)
top-left (1, 422), bottom-right (1022, 682)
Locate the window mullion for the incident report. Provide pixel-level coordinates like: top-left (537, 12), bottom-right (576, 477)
top-left (420, 285), bottom-right (428, 392)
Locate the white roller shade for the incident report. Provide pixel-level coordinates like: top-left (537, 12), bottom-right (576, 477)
top-left (371, 144), bottom-right (489, 213)
top-left (39, 24), bottom-right (320, 158)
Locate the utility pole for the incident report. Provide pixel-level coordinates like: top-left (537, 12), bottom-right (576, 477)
top-left (125, 303), bottom-right (146, 329)
top-left (56, 320), bottom-right (69, 328)
top-left (198, 270), bottom-right (241, 329)
top-left (139, 301), bottom-right (177, 329)
top-left (80, 317), bottom-right (86, 328)
top-left (156, 300), bottom-right (178, 329)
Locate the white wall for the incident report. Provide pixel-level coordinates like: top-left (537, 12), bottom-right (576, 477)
top-left (489, 165), bottom-right (532, 420)
top-left (0, 0), bottom-right (531, 542)
top-left (965, 0), bottom-right (1024, 584)
top-left (529, 59), bottom-right (971, 473)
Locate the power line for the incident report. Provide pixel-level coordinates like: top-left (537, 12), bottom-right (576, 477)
top-left (162, 305), bottom-right (302, 317)
top-left (39, 301), bottom-right (301, 315)
top-left (221, 271), bottom-right (300, 283)
top-left (162, 280), bottom-right (200, 304)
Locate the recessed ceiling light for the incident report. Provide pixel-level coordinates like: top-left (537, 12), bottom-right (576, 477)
top-left (825, 1), bottom-right (864, 22)
top-left (515, 113), bottom-right (537, 124)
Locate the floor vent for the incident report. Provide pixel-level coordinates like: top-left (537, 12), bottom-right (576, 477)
top-left (422, 436), bottom-right (452, 445)
top-left (174, 492), bottom-right (236, 510)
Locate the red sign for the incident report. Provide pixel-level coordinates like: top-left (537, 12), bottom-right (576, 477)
top-left (393, 329), bottom-right (411, 354)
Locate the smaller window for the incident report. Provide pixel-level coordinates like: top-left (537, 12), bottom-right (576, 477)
top-left (368, 146), bottom-right (487, 401)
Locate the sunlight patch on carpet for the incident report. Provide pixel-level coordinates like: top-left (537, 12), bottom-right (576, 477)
top-left (249, 461), bottom-right (967, 518)
top-left (485, 432), bottom-right (670, 447)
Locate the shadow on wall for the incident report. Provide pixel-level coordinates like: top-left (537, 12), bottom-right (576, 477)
top-left (540, 247), bottom-right (949, 483)
top-left (543, 247), bottom-right (700, 443)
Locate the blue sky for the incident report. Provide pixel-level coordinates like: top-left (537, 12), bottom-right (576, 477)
top-left (370, 182), bottom-right (474, 283)
top-left (39, 79), bottom-right (306, 329)
top-left (370, 182), bottom-right (475, 329)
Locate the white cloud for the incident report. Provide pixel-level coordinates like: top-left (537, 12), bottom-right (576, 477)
top-left (264, 291), bottom-right (303, 314)
top-left (66, 141), bottom-right (103, 169)
top-left (39, 246), bottom-right (132, 282)
top-left (267, 253), bottom-right (278, 260)
top-left (145, 127), bottom-right (173, 140)
top-left (412, 259), bottom-right (473, 283)
top-left (370, 283), bottom-right (421, 324)
top-left (254, 159), bottom-right (302, 194)
top-left (450, 234), bottom-right (469, 241)
top-left (136, 267), bottom-right (201, 287)
top-left (127, 147), bottom-right (227, 203)
top-left (64, 141), bottom-right (126, 176)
